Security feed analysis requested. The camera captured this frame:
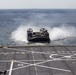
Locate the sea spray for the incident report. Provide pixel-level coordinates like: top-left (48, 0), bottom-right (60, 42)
top-left (49, 25), bottom-right (76, 41)
top-left (11, 25), bottom-right (76, 44)
top-left (11, 25), bottom-right (40, 43)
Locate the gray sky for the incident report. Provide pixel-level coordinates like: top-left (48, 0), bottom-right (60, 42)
top-left (0, 0), bottom-right (76, 9)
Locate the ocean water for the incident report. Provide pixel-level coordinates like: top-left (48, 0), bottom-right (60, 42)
top-left (0, 9), bottom-right (76, 46)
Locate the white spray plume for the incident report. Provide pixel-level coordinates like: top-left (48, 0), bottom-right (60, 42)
top-left (49, 25), bottom-right (76, 41)
top-left (11, 25), bottom-right (40, 43)
top-left (11, 25), bottom-right (76, 44)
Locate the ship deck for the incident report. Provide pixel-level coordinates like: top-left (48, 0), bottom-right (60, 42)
top-left (0, 45), bottom-right (76, 75)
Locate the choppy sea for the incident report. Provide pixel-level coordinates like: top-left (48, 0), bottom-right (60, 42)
top-left (0, 9), bottom-right (76, 46)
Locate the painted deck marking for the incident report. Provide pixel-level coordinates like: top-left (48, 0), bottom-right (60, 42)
top-left (9, 61), bottom-right (14, 75)
top-left (32, 51), bottom-right (38, 75)
top-left (36, 65), bottom-right (71, 72)
top-left (1, 47), bottom-right (76, 74)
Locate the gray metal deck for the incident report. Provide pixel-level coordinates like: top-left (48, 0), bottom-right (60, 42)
top-left (0, 46), bottom-right (76, 75)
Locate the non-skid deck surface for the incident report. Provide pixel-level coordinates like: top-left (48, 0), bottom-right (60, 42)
top-left (0, 46), bottom-right (76, 75)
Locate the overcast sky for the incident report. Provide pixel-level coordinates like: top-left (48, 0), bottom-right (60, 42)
top-left (0, 0), bottom-right (76, 9)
